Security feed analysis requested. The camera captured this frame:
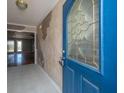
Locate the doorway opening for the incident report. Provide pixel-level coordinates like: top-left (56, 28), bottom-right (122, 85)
top-left (7, 31), bottom-right (35, 67)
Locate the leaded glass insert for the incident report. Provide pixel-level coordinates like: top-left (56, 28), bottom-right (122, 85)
top-left (67, 0), bottom-right (99, 68)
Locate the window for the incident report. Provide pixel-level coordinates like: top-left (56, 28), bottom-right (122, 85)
top-left (7, 40), bottom-right (14, 52)
top-left (17, 40), bottom-right (22, 52)
top-left (67, 0), bottom-right (99, 68)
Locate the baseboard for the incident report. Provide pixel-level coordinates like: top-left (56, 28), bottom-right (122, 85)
top-left (38, 65), bottom-right (62, 93)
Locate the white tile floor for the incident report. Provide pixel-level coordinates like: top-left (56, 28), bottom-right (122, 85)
top-left (7, 64), bottom-right (60, 93)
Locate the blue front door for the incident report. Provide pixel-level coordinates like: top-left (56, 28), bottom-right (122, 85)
top-left (63, 0), bottom-right (117, 93)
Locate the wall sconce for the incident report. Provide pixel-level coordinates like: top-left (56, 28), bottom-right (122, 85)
top-left (16, 0), bottom-right (28, 10)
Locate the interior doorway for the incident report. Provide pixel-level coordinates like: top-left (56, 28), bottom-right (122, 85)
top-left (7, 31), bottom-right (35, 67)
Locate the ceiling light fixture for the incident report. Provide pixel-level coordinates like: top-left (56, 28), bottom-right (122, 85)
top-left (16, 0), bottom-right (28, 10)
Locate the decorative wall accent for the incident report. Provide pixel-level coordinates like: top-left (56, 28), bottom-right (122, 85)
top-left (37, 0), bottom-right (64, 90)
top-left (40, 12), bottom-right (52, 40)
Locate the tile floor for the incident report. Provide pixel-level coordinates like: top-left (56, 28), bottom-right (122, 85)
top-left (7, 64), bottom-right (60, 93)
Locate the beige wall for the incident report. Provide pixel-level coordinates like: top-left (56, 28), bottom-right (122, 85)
top-left (37, 0), bottom-right (65, 90)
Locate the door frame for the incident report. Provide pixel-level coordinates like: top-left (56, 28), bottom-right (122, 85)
top-left (7, 29), bottom-right (37, 64)
top-left (62, 0), bottom-right (117, 93)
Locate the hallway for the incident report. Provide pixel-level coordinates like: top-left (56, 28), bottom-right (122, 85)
top-left (7, 0), bottom-right (63, 93)
top-left (8, 64), bottom-right (60, 93)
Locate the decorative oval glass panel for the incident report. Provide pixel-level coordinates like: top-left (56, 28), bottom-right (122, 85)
top-left (67, 0), bottom-right (99, 68)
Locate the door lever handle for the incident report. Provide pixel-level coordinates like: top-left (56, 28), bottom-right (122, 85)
top-left (58, 57), bottom-right (65, 66)
top-left (59, 60), bottom-right (64, 66)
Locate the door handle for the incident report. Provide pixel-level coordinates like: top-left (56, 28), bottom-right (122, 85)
top-left (59, 60), bottom-right (64, 66)
top-left (59, 57), bottom-right (65, 66)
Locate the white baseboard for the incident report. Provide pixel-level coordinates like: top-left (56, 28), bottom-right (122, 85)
top-left (39, 66), bottom-right (62, 93)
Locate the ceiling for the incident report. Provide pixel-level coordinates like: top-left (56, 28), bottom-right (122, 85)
top-left (7, 0), bottom-right (58, 26)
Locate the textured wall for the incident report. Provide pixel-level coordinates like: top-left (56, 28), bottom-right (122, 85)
top-left (37, 0), bottom-right (65, 90)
